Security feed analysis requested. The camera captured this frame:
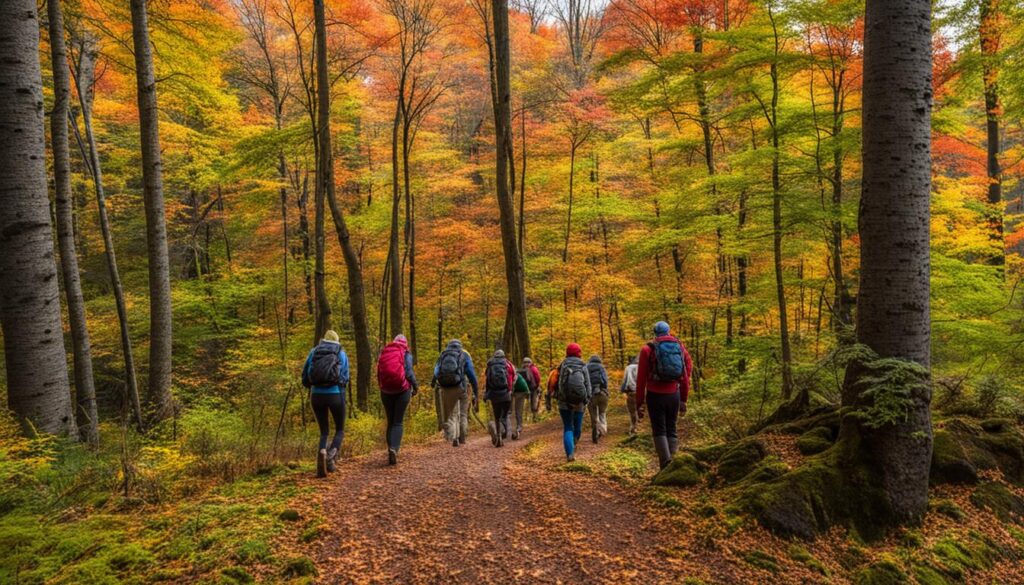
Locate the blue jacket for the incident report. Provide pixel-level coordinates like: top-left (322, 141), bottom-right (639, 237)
top-left (431, 341), bottom-right (480, 399)
top-left (303, 341), bottom-right (350, 395)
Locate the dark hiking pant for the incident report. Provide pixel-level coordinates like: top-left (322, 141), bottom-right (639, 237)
top-left (647, 390), bottom-right (680, 439)
top-left (311, 392), bottom-right (346, 451)
top-left (381, 390), bottom-right (412, 452)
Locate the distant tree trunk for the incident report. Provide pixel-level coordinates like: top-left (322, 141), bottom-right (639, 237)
top-left (130, 0), bottom-right (174, 421)
top-left (980, 0), bottom-right (1003, 267)
top-left (830, 74), bottom-right (853, 330)
top-left (562, 143), bottom-right (576, 263)
top-left (48, 0), bottom-right (97, 444)
top-left (491, 0), bottom-right (531, 361)
top-left (293, 170), bottom-right (314, 316)
top-left (315, 0), bottom-right (372, 411)
top-left (841, 0), bottom-right (933, 529)
top-left (518, 106), bottom-right (527, 257)
top-left (765, 7), bottom-right (794, 401)
top-left (70, 30), bottom-right (143, 430)
top-left (402, 100), bottom-right (417, 357)
top-left (387, 95), bottom-right (404, 338)
top-left (0, 0), bottom-right (77, 436)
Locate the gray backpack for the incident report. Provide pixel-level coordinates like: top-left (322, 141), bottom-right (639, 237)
top-left (562, 362), bottom-right (589, 405)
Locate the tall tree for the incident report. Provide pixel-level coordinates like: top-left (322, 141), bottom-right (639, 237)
top-left (130, 0), bottom-right (174, 421)
top-left (842, 0), bottom-right (933, 528)
top-left (47, 0), bottom-right (98, 444)
top-left (979, 0), bottom-right (1004, 266)
top-left (314, 0), bottom-right (374, 411)
top-left (493, 0), bottom-right (531, 360)
top-left (68, 27), bottom-right (144, 430)
top-left (0, 0), bottom-right (77, 436)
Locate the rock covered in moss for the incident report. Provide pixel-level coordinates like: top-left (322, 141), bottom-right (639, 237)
top-left (853, 557), bottom-right (908, 585)
top-left (715, 439), bottom-right (767, 484)
top-left (796, 426), bottom-right (835, 456)
top-left (652, 454), bottom-right (704, 487)
top-left (930, 430), bottom-right (979, 484)
top-left (930, 418), bottom-right (1024, 486)
top-left (969, 481), bottom-right (1024, 523)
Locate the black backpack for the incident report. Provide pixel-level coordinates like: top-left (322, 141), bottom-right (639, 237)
top-left (486, 359), bottom-right (509, 391)
top-left (561, 361), bottom-right (589, 405)
top-left (587, 362), bottom-right (607, 393)
top-left (436, 349), bottom-right (464, 387)
top-left (305, 343), bottom-right (341, 387)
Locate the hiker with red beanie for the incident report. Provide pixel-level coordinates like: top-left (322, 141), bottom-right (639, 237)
top-left (637, 321), bottom-right (693, 469)
top-left (555, 343), bottom-right (592, 462)
top-left (377, 334), bottom-right (419, 465)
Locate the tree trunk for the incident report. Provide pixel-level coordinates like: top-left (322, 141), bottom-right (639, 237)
top-left (387, 95), bottom-right (404, 338)
top-left (402, 101), bottom-right (416, 357)
top-left (70, 30), bottom-right (143, 430)
top-left (980, 0), bottom-right (1003, 267)
top-left (315, 0), bottom-right (372, 412)
top-left (130, 0), bottom-right (174, 422)
top-left (48, 0), bottom-right (97, 444)
top-left (0, 0), bottom-right (77, 436)
top-left (491, 0), bottom-right (531, 361)
top-left (841, 0), bottom-right (933, 529)
top-left (562, 144), bottom-right (576, 263)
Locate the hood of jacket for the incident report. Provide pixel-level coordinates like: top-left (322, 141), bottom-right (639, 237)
top-left (588, 355), bottom-right (602, 364)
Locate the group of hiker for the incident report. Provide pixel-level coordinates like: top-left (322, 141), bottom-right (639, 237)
top-left (301, 320), bottom-right (692, 476)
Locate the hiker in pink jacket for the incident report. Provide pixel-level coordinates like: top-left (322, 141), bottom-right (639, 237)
top-left (377, 334), bottom-right (419, 465)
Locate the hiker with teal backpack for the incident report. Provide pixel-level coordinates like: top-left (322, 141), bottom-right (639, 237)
top-left (377, 334), bottom-right (419, 465)
top-left (636, 322), bottom-right (693, 469)
top-left (431, 339), bottom-right (479, 447)
top-left (484, 349), bottom-right (516, 447)
top-left (301, 330), bottom-right (350, 477)
top-left (586, 355), bottom-right (609, 444)
top-left (510, 368), bottom-right (531, 440)
top-left (555, 343), bottom-right (592, 462)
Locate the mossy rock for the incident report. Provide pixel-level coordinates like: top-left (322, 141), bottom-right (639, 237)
top-left (715, 439), bottom-right (767, 484)
top-left (969, 481), bottom-right (1024, 523)
top-left (278, 509), bottom-right (301, 522)
top-left (740, 550), bottom-right (780, 573)
top-left (796, 426), bottom-right (835, 456)
top-left (912, 563), bottom-right (951, 585)
top-left (787, 544), bottom-right (829, 576)
top-left (652, 454), bottom-right (704, 487)
top-left (771, 407), bottom-right (841, 436)
top-left (931, 418), bottom-right (1024, 485)
top-left (281, 556), bottom-right (318, 578)
top-left (742, 458), bottom-right (789, 484)
top-left (929, 534), bottom-right (996, 579)
top-left (736, 452), bottom-right (842, 539)
top-left (930, 430), bottom-right (979, 485)
top-left (930, 499), bottom-right (965, 521)
top-left (689, 443), bottom-right (730, 464)
top-left (853, 558), bottom-right (908, 585)
top-left (221, 567), bottom-right (255, 584)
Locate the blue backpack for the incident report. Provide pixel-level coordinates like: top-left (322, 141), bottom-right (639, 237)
top-left (648, 339), bottom-right (684, 382)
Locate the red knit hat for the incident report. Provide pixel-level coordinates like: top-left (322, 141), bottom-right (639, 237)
top-left (566, 343), bottom-right (582, 358)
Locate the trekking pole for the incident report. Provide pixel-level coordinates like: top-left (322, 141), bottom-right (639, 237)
top-left (469, 403), bottom-right (489, 431)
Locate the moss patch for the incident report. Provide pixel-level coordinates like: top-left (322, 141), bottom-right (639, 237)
top-left (715, 439), bottom-right (767, 484)
top-left (796, 426), bottom-right (835, 456)
top-left (740, 550), bottom-right (780, 573)
top-left (652, 454), bottom-right (704, 487)
top-left (787, 544), bottom-right (829, 576)
top-left (852, 557), bottom-right (907, 585)
top-left (969, 481), bottom-right (1024, 523)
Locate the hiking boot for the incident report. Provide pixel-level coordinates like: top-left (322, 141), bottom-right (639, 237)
top-left (654, 436), bottom-right (672, 469)
top-left (592, 429), bottom-right (599, 444)
top-left (452, 439), bottom-right (460, 448)
top-left (326, 448), bottom-right (339, 473)
top-left (458, 436), bottom-right (466, 445)
top-left (316, 449), bottom-right (328, 478)
top-left (512, 431), bottom-right (520, 441)
top-left (388, 448), bottom-right (398, 466)
top-left (567, 454), bottom-right (575, 463)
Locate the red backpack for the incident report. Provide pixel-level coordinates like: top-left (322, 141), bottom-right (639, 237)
top-left (377, 343), bottom-right (408, 393)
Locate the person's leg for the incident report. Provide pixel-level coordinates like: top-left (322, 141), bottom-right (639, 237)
top-left (572, 408), bottom-right (584, 446)
top-left (559, 408), bottom-right (575, 460)
top-left (588, 399), bottom-right (599, 443)
top-left (596, 393), bottom-right (608, 436)
top-left (513, 394), bottom-right (525, 437)
top-left (626, 393), bottom-right (638, 434)
top-left (496, 401), bottom-right (511, 446)
top-left (530, 390), bottom-right (540, 421)
top-left (648, 393), bottom-right (672, 468)
top-left (310, 394), bottom-right (331, 451)
top-left (441, 387), bottom-right (459, 442)
top-left (380, 392), bottom-right (396, 458)
top-left (328, 393), bottom-right (346, 452)
top-left (458, 392), bottom-right (470, 444)
top-left (388, 390), bottom-right (412, 453)
top-left (664, 391), bottom-right (681, 456)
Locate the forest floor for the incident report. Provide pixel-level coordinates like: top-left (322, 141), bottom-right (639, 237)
top-left (290, 411), bottom-right (793, 584)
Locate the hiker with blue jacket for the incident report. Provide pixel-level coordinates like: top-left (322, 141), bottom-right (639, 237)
top-left (556, 343), bottom-right (592, 462)
top-left (302, 330), bottom-right (350, 477)
top-left (586, 355), bottom-right (610, 444)
top-left (431, 339), bottom-right (479, 447)
top-left (636, 321), bottom-right (693, 469)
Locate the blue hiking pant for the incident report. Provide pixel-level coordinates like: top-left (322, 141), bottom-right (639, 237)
top-left (381, 390), bottom-right (412, 452)
top-left (559, 407), bottom-right (585, 457)
top-left (311, 391), bottom-right (345, 451)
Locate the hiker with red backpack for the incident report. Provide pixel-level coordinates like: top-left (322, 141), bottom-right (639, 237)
top-left (431, 339), bottom-right (479, 447)
top-left (484, 349), bottom-right (516, 447)
top-left (377, 334), bottom-right (419, 465)
top-left (636, 321), bottom-right (693, 469)
top-left (301, 330), bottom-right (350, 477)
top-left (555, 343), bottom-right (592, 462)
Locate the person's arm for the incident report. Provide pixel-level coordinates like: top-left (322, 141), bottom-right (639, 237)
top-left (600, 366), bottom-right (608, 390)
top-left (636, 346), bottom-right (650, 409)
top-left (338, 349), bottom-right (350, 387)
top-left (404, 352), bottom-right (419, 391)
top-left (464, 354), bottom-right (479, 400)
top-left (680, 344), bottom-right (694, 403)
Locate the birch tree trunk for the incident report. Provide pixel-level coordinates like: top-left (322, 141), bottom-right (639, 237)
top-left (0, 0), bottom-right (76, 436)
